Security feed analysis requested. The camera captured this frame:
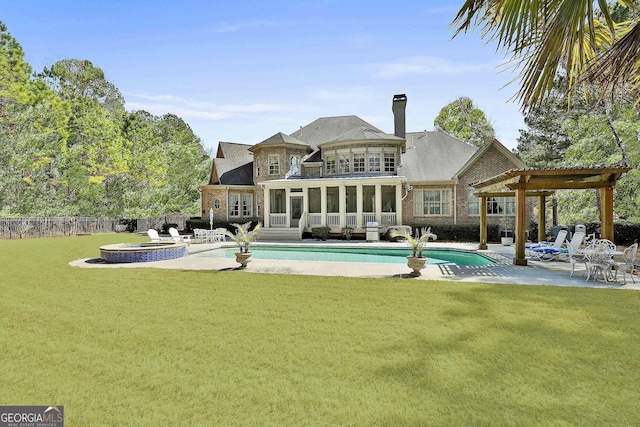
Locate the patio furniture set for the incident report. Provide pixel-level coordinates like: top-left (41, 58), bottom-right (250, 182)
top-left (525, 229), bottom-right (637, 284)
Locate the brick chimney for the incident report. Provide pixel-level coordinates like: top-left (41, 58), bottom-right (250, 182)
top-left (392, 94), bottom-right (407, 139)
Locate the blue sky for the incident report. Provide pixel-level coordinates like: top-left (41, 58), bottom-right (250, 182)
top-left (4, 0), bottom-right (526, 152)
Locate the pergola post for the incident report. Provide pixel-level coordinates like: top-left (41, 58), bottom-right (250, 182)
top-left (600, 187), bottom-right (614, 241)
top-left (514, 188), bottom-right (527, 266)
top-left (537, 195), bottom-right (546, 243)
top-left (478, 196), bottom-right (487, 250)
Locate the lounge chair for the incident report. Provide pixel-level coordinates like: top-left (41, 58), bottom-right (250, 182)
top-left (147, 229), bottom-right (168, 243)
top-left (168, 227), bottom-right (190, 243)
top-left (528, 229), bottom-right (568, 261)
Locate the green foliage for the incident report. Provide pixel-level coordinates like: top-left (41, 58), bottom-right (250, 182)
top-left (0, 20), bottom-right (211, 218)
top-left (434, 96), bottom-right (496, 147)
top-left (311, 226), bottom-right (331, 241)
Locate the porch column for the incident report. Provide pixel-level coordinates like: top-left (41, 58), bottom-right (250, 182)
top-left (285, 188), bottom-right (291, 228)
top-left (339, 185), bottom-right (346, 228)
top-left (375, 184), bottom-right (382, 224)
top-left (600, 187), bottom-right (614, 241)
top-left (514, 188), bottom-right (527, 266)
top-left (320, 185), bottom-right (327, 227)
top-left (264, 187), bottom-right (270, 228)
top-left (538, 195), bottom-right (546, 243)
top-left (396, 184), bottom-right (403, 225)
top-left (478, 196), bottom-right (487, 250)
top-left (356, 185), bottom-right (363, 229)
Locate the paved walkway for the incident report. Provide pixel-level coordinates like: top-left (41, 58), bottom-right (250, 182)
top-left (70, 241), bottom-right (640, 290)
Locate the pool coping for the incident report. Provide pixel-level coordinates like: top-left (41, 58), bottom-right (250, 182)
top-left (69, 240), bottom-right (639, 290)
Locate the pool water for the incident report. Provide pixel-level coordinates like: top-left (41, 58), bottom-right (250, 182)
top-left (194, 245), bottom-right (494, 266)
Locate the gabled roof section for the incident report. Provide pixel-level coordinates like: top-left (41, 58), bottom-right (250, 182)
top-left (400, 130), bottom-right (478, 181)
top-left (320, 126), bottom-right (403, 146)
top-left (291, 115), bottom-right (383, 146)
top-left (453, 139), bottom-right (526, 179)
top-left (248, 132), bottom-right (312, 152)
top-left (208, 141), bottom-right (253, 185)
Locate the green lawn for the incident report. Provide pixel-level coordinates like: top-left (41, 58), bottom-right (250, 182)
top-left (1, 234), bottom-right (639, 425)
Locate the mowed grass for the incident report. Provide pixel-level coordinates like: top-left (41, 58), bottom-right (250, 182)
top-left (1, 234), bottom-right (639, 426)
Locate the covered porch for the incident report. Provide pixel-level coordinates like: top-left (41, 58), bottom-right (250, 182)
top-left (472, 166), bottom-right (631, 266)
top-left (261, 176), bottom-right (408, 232)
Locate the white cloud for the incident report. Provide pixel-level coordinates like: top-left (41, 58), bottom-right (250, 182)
top-left (124, 92), bottom-right (307, 122)
top-left (213, 20), bottom-right (277, 33)
top-left (368, 56), bottom-right (498, 78)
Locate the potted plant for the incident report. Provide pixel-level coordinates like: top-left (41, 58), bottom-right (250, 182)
top-left (390, 227), bottom-right (437, 276)
top-left (500, 216), bottom-right (514, 246)
top-left (341, 226), bottom-right (354, 241)
top-left (225, 221), bottom-right (261, 268)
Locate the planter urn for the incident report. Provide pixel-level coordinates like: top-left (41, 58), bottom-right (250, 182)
top-left (235, 252), bottom-right (253, 268)
top-left (407, 256), bottom-right (427, 277)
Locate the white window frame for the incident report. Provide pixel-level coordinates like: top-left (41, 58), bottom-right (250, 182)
top-left (338, 154), bottom-right (350, 174)
top-left (368, 153), bottom-right (381, 172)
top-left (325, 155), bottom-right (336, 175)
top-left (413, 189), bottom-right (452, 216)
top-left (353, 153), bottom-right (365, 173)
top-left (241, 194), bottom-right (252, 217)
top-left (384, 152), bottom-right (395, 173)
top-left (467, 188), bottom-right (516, 216)
top-left (229, 194), bottom-right (240, 217)
top-left (268, 155), bottom-right (280, 175)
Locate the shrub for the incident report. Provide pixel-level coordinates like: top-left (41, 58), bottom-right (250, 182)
top-left (312, 227), bottom-right (331, 241)
top-left (161, 223), bottom-right (178, 234)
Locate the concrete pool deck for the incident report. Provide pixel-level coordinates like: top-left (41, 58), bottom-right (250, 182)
top-left (70, 240), bottom-right (640, 290)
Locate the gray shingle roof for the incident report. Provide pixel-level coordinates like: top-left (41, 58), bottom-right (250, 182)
top-left (209, 142), bottom-right (253, 185)
top-left (291, 116), bottom-right (382, 147)
top-left (399, 131), bottom-right (478, 181)
top-left (249, 132), bottom-right (312, 151)
top-left (321, 125), bottom-right (403, 146)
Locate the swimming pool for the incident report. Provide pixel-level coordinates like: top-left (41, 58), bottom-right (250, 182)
top-left (193, 245), bottom-right (495, 266)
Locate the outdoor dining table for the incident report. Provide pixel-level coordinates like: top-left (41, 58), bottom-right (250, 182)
top-left (578, 240), bottom-right (622, 282)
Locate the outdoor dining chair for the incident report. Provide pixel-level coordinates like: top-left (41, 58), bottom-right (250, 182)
top-left (611, 243), bottom-right (638, 285)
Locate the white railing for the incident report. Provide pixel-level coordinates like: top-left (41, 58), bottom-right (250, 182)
top-left (345, 213), bottom-right (357, 227)
top-left (299, 211), bottom-right (307, 239)
top-left (381, 213), bottom-right (397, 226)
top-left (269, 213), bottom-right (287, 227)
top-left (362, 213), bottom-right (376, 225)
top-left (326, 213), bottom-right (340, 227)
top-left (308, 213), bottom-right (322, 227)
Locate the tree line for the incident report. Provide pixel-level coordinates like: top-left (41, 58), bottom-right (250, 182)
top-left (0, 21), bottom-right (211, 219)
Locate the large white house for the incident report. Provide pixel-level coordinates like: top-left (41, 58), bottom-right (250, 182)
top-left (199, 94), bottom-right (527, 240)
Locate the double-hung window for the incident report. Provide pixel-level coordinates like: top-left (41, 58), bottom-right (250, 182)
top-left (413, 189), bottom-right (452, 216)
top-left (268, 155), bottom-right (280, 175)
top-left (384, 152), bottom-right (395, 173)
top-left (467, 188), bottom-right (516, 216)
top-left (353, 153), bottom-right (365, 172)
top-left (325, 155), bottom-right (336, 175)
top-left (241, 194), bottom-right (252, 217)
top-left (229, 194), bottom-right (240, 217)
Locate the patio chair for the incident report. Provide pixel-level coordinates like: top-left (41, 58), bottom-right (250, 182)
top-left (147, 229), bottom-right (170, 243)
top-left (528, 229), bottom-right (568, 261)
top-left (611, 243), bottom-right (638, 285)
top-left (568, 238), bottom-right (594, 277)
top-left (585, 241), bottom-right (616, 282)
top-left (193, 229), bottom-right (207, 244)
top-left (558, 231), bottom-right (586, 262)
top-left (168, 227), bottom-right (190, 243)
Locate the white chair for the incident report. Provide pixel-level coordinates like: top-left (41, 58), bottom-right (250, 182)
top-left (193, 229), bottom-right (207, 244)
top-left (585, 241), bottom-right (616, 282)
top-left (528, 230), bottom-right (568, 261)
top-left (169, 227), bottom-right (190, 243)
top-left (147, 229), bottom-right (162, 242)
top-left (612, 243), bottom-right (637, 285)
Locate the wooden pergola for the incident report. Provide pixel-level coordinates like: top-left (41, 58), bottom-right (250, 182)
top-left (472, 166), bottom-right (631, 266)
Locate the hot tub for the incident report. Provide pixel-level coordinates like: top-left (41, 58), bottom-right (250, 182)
top-left (99, 242), bottom-right (188, 263)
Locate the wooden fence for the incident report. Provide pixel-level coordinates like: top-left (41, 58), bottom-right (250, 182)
top-left (0, 215), bottom-right (193, 240)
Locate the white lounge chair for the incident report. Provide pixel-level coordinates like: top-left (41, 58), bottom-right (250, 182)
top-left (527, 229), bottom-right (568, 261)
top-left (147, 229), bottom-right (170, 243)
top-left (168, 227), bottom-right (190, 243)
